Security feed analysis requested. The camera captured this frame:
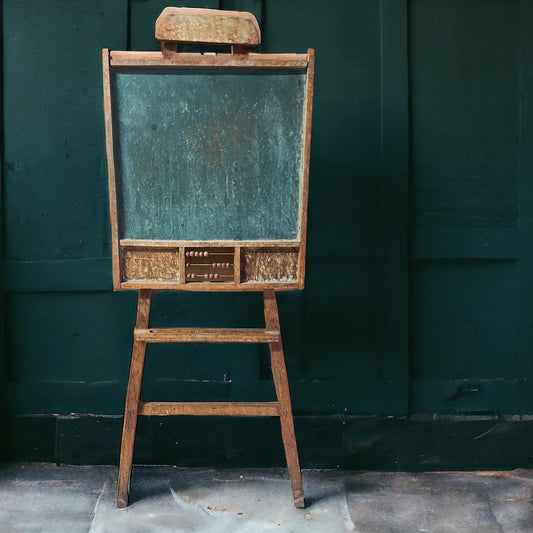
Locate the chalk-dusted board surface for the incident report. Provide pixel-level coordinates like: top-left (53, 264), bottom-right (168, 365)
top-left (112, 67), bottom-right (306, 241)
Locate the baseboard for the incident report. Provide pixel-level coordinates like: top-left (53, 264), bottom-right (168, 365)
top-left (1, 413), bottom-right (532, 471)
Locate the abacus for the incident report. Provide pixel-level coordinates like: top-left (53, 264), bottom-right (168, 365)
top-left (103, 6), bottom-right (314, 511)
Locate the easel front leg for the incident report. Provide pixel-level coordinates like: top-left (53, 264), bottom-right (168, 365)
top-left (263, 290), bottom-right (304, 508)
top-left (117, 289), bottom-right (152, 508)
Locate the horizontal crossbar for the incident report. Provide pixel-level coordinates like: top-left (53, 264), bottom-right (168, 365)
top-left (134, 327), bottom-right (280, 343)
top-left (137, 401), bottom-right (280, 417)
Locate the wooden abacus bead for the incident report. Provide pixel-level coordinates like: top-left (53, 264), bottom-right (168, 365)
top-left (204, 273), bottom-right (208, 279)
top-left (191, 273), bottom-right (196, 279)
top-left (185, 251), bottom-right (189, 257)
top-left (226, 262), bottom-right (231, 268)
top-left (195, 251), bottom-right (200, 257)
top-left (214, 273), bottom-right (219, 279)
top-left (204, 251), bottom-right (209, 257)
top-left (213, 263), bottom-right (217, 268)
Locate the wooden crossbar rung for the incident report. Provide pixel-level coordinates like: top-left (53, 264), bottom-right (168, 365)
top-left (134, 327), bottom-right (280, 343)
top-left (138, 401), bottom-right (280, 417)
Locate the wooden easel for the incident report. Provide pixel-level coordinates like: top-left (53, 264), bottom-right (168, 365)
top-left (114, 8), bottom-right (306, 509)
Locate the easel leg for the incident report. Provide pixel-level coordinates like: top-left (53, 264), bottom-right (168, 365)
top-left (263, 290), bottom-right (304, 508)
top-left (117, 289), bottom-right (152, 508)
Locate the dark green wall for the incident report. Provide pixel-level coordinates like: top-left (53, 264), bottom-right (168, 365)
top-left (1, 0), bottom-right (532, 469)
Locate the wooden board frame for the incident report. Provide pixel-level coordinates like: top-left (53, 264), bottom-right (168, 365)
top-left (103, 48), bottom-right (314, 292)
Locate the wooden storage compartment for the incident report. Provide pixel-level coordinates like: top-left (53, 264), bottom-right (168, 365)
top-left (184, 247), bottom-right (235, 282)
top-left (122, 247), bottom-right (179, 281)
top-left (241, 248), bottom-right (298, 283)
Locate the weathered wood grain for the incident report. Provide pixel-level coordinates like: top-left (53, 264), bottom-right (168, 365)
top-left (102, 49), bottom-right (121, 290)
top-left (122, 248), bottom-right (179, 281)
top-left (117, 289), bottom-right (152, 508)
top-left (138, 401), bottom-right (279, 417)
top-left (110, 51), bottom-right (308, 68)
top-left (155, 7), bottom-right (260, 46)
top-left (297, 49), bottom-right (316, 289)
top-left (264, 290), bottom-right (304, 508)
top-left (119, 280), bottom-right (300, 291)
top-left (134, 327), bottom-right (280, 343)
top-left (242, 248), bottom-right (299, 282)
top-left (120, 239), bottom-right (299, 248)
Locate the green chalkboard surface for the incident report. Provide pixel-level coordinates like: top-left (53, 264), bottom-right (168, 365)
top-left (111, 67), bottom-right (306, 241)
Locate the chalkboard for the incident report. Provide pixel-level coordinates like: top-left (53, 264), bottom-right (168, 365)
top-left (104, 48), bottom-right (314, 290)
top-left (111, 67), bottom-right (307, 241)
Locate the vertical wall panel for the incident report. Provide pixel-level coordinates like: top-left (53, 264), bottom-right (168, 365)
top-left (409, 0), bottom-right (533, 413)
top-left (3, 0), bottom-right (128, 262)
top-left (1, 0), bottom-right (128, 416)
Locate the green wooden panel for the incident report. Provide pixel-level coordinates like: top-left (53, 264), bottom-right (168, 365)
top-left (5, 292), bottom-right (136, 384)
top-left (2, 0), bottom-right (127, 261)
top-left (112, 67), bottom-right (306, 240)
top-left (411, 378), bottom-right (529, 415)
top-left (411, 228), bottom-right (520, 259)
top-left (2, 258), bottom-right (112, 292)
top-left (412, 261), bottom-right (521, 380)
top-left (409, 0), bottom-right (533, 414)
top-left (410, 0), bottom-right (520, 230)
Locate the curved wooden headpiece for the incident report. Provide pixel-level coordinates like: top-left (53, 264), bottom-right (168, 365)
top-left (155, 7), bottom-right (261, 47)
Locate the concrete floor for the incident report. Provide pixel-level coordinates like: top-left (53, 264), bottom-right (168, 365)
top-left (0, 463), bottom-right (532, 532)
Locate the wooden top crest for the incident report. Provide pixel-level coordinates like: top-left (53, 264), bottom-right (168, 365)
top-left (155, 7), bottom-right (261, 46)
